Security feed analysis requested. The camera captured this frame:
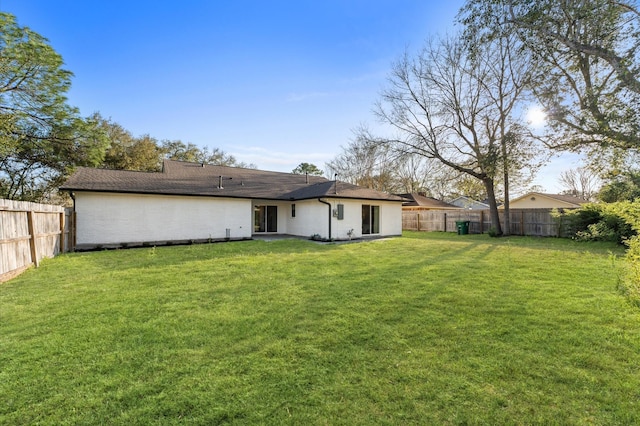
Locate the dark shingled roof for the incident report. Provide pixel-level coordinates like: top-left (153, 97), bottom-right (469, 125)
top-left (399, 193), bottom-right (461, 209)
top-left (61, 160), bottom-right (404, 202)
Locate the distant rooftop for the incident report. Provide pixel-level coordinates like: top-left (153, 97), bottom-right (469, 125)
top-left (399, 193), bottom-right (461, 209)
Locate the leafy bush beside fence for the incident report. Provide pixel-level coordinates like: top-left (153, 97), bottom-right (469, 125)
top-left (607, 201), bottom-right (640, 306)
top-left (558, 201), bottom-right (640, 306)
top-left (558, 204), bottom-right (636, 244)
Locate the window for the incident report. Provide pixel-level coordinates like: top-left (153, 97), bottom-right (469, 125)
top-left (254, 205), bottom-right (278, 233)
top-left (362, 205), bottom-right (380, 234)
top-left (336, 204), bottom-right (344, 220)
top-left (291, 204), bottom-right (296, 218)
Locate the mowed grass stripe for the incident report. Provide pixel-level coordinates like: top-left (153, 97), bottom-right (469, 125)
top-left (1, 232), bottom-right (638, 425)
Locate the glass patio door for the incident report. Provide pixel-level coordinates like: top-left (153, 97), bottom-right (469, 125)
top-left (254, 205), bottom-right (277, 233)
top-left (362, 204), bottom-right (380, 235)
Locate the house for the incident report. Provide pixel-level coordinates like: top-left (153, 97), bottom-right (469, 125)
top-left (449, 196), bottom-right (490, 210)
top-left (60, 160), bottom-right (404, 249)
top-left (505, 192), bottom-right (588, 209)
top-left (399, 193), bottom-right (461, 210)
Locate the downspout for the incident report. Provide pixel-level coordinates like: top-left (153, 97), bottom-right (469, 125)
top-left (68, 191), bottom-right (76, 252)
top-left (68, 191), bottom-right (76, 211)
top-left (318, 198), bottom-right (332, 240)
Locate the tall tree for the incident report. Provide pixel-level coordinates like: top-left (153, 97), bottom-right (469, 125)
top-left (0, 13), bottom-right (107, 201)
top-left (558, 167), bottom-right (601, 200)
top-left (325, 130), bottom-right (395, 192)
top-left (393, 152), bottom-right (460, 197)
top-left (161, 140), bottom-right (255, 168)
top-left (161, 140), bottom-right (202, 163)
top-left (96, 114), bottom-right (163, 171)
top-left (452, 176), bottom-right (488, 202)
top-left (599, 170), bottom-right (640, 202)
top-left (326, 128), bottom-right (464, 196)
top-left (375, 33), bottom-right (538, 235)
top-left (460, 0), bottom-right (640, 151)
top-left (292, 162), bottom-right (323, 176)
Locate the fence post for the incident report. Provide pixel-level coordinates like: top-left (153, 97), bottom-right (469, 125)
top-left (59, 211), bottom-right (65, 253)
top-left (27, 210), bottom-right (39, 267)
top-left (417, 213), bottom-right (421, 231)
top-left (444, 213), bottom-right (447, 232)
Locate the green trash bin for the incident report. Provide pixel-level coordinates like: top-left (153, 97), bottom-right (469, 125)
top-left (456, 220), bottom-right (470, 235)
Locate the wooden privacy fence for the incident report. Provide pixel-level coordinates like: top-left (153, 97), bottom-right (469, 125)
top-left (402, 208), bottom-right (572, 237)
top-left (0, 199), bottom-right (74, 283)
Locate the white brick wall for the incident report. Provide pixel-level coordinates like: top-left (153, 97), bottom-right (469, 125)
top-left (75, 192), bottom-right (252, 245)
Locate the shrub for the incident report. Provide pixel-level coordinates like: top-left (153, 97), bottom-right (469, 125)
top-left (621, 237), bottom-right (640, 307)
top-left (575, 221), bottom-right (618, 242)
top-left (563, 205), bottom-right (603, 236)
top-left (563, 203), bottom-right (635, 244)
top-left (606, 201), bottom-right (640, 306)
top-left (557, 201), bottom-right (640, 305)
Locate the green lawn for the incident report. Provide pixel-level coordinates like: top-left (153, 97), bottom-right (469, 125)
top-left (1, 232), bottom-right (639, 425)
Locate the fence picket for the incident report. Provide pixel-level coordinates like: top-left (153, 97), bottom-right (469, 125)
top-left (402, 208), bottom-right (571, 237)
top-left (0, 199), bottom-right (72, 283)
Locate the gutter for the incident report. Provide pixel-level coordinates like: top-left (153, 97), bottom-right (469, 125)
top-left (317, 198), bottom-right (332, 240)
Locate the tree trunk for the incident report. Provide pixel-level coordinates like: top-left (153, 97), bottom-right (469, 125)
top-left (483, 177), bottom-right (503, 236)
top-left (502, 158), bottom-right (511, 237)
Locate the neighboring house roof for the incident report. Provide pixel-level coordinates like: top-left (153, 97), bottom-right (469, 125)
top-left (508, 192), bottom-right (588, 208)
top-left (399, 193), bottom-right (461, 209)
top-left (61, 160), bottom-right (404, 202)
top-left (449, 196), bottom-right (490, 210)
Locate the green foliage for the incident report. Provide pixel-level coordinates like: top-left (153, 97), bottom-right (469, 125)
top-left (161, 139), bottom-right (256, 168)
top-left (561, 204), bottom-right (635, 244)
top-left (623, 237), bottom-right (640, 306)
top-left (95, 114), bottom-right (163, 171)
top-left (161, 139), bottom-right (204, 163)
top-left (599, 171), bottom-right (640, 202)
top-left (560, 200), bottom-right (640, 305)
top-left (0, 13), bottom-right (108, 201)
top-left (453, 175), bottom-right (488, 201)
top-left (292, 162), bottom-right (323, 176)
top-left (92, 115), bottom-right (257, 172)
top-left (487, 226), bottom-right (500, 238)
top-left (459, 0), bottom-right (640, 151)
top-left (575, 221), bottom-right (619, 243)
top-left (1, 234), bottom-right (637, 424)
top-left (601, 201), bottom-right (640, 306)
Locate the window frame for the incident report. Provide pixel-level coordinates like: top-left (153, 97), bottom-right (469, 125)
top-left (362, 204), bottom-right (380, 235)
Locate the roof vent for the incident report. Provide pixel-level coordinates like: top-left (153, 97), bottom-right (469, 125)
top-left (218, 175), bottom-right (232, 189)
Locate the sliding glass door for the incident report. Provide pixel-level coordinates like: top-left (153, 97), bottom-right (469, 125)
top-left (362, 204), bottom-right (380, 235)
top-left (254, 205), bottom-right (278, 233)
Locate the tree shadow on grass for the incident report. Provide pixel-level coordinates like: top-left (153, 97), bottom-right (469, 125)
top-left (404, 231), bottom-right (625, 256)
top-left (62, 238), bottom-right (357, 274)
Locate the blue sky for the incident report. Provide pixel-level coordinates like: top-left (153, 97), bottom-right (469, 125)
top-left (2, 0), bottom-right (576, 192)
